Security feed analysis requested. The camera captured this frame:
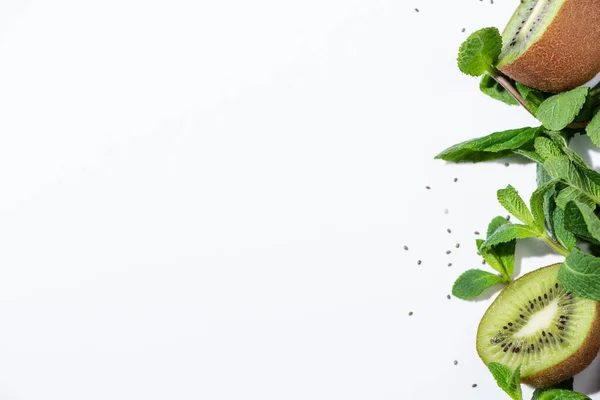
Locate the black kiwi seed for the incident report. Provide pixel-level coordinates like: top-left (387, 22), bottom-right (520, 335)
top-left (542, 331), bottom-right (546, 336)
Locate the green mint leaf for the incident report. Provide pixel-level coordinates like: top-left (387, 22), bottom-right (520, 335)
top-left (558, 248), bottom-right (600, 301)
top-left (515, 149), bottom-right (545, 163)
top-left (480, 74), bottom-right (518, 106)
top-left (534, 136), bottom-right (563, 160)
top-left (555, 187), bottom-right (596, 210)
top-left (488, 363), bottom-right (522, 400)
top-left (435, 127), bottom-right (539, 163)
top-left (553, 208), bottom-right (576, 251)
top-left (531, 180), bottom-right (560, 231)
top-left (537, 390), bottom-right (591, 400)
top-left (481, 223), bottom-right (539, 250)
top-left (564, 202), bottom-right (600, 244)
top-left (543, 157), bottom-right (600, 206)
top-left (537, 164), bottom-right (558, 236)
top-left (452, 269), bottom-right (505, 299)
top-left (586, 110), bottom-right (600, 148)
top-left (476, 217), bottom-right (516, 279)
top-left (498, 185), bottom-right (536, 228)
top-left (532, 378), bottom-right (574, 400)
top-left (566, 201), bottom-right (600, 243)
top-left (536, 87), bottom-right (589, 130)
top-left (457, 27), bottom-right (502, 77)
top-left (488, 217), bottom-right (516, 277)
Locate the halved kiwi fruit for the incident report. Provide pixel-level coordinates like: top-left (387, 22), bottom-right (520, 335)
top-left (477, 264), bottom-right (600, 387)
top-left (497, 0), bottom-right (600, 93)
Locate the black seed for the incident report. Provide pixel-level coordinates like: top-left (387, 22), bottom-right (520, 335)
top-left (546, 339), bottom-right (549, 344)
top-left (426, 186), bottom-right (431, 190)
top-left (538, 296), bottom-right (542, 302)
top-left (454, 178), bottom-right (458, 182)
top-left (514, 347), bottom-right (520, 353)
top-left (544, 294), bottom-right (548, 299)
top-left (531, 344), bottom-right (535, 350)
top-left (539, 338), bottom-right (543, 343)
top-left (558, 326), bottom-right (565, 330)
top-left (560, 320), bottom-right (566, 325)
top-left (448, 263), bottom-right (452, 267)
top-left (503, 326), bottom-right (508, 330)
top-left (520, 314), bottom-right (525, 319)
top-left (556, 283), bottom-right (559, 289)
top-left (446, 250), bottom-right (451, 255)
top-left (447, 229), bottom-right (452, 234)
top-left (508, 323), bottom-right (513, 326)
top-left (455, 243), bottom-right (460, 248)
top-left (548, 332), bottom-right (553, 338)
top-left (415, 8), bottom-right (419, 12)
top-left (504, 347), bottom-right (509, 352)
top-left (447, 295), bottom-right (451, 300)
top-left (560, 338), bottom-right (564, 343)
top-left (408, 312), bottom-right (413, 316)
top-left (505, 163), bottom-right (510, 167)
top-left (550, 289), bottom-right (553, 293)
top-left (417, 260), bottom-right (422, 265)
top-left (506, 215), bottom-right (511, 221)
top-left (531, 303), bottom-right (535, 309)
top-left (461, 28), bottom-right (465, 33)
top-left (454, 360), bottom-right (458, 365)
top-left (542, 331), bottom-right (546, 336)
top-left (475, 231), bottom-right (480, 235)
top-left (472, 384), bottom-right (477, 388)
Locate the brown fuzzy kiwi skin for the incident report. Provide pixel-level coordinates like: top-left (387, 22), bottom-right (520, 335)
top-left (522, 299), bottom-right (600, 387)
top-left (499, 0), bottom-right (600, 93)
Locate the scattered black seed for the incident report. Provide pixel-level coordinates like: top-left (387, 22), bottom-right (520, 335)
top-left (415, 8), bottom-right (419, 12)
top-left (506, 215), bottom-right (511, 221)
top-left (454, 360), bottom-right (458, 365)
top-left (461, 28), bottom-right (466, 32)
top-left (404, 246), bottom-right (409, 251)
top-left (455, 243), bottom-right (460, 248)
top-left (447, 295), bottom-right (451, 300)
top-left (475, 231), bottom-right (480, 235)
top-left (417, 260), bottom-right (422, 265)
top-left (446, 250), bottom-right (451, 254)
top-left (426, 186), bottom-right (431, 190)
top-left (472, 384), bottom-right (478, 388)
top-left (505, 163), bottom-right (510, 167)
top-left (447, 229), bottom-right (452, 234)
top-left (448, 263), bottom-right (453, 267)
top-left (444, 209), bottom-right (449, 214)
top-left (454, 178), bottom-right (458, 182)
top-left (482, 260), bottom-right (486, 264)
top-left (408, 312), bottom-right (413, 316)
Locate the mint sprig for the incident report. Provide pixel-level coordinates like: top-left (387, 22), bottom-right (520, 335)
top-left (457, 28), bottom-right (502, 77)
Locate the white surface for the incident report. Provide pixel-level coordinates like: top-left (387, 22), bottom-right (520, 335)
top-left (0, 0), bottom-right (598, 399)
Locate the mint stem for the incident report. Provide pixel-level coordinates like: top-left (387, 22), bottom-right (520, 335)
top-left (540, 233), bottom-right (571, 257)
top-left (489, 72), bottom-right (534, 117)
top-left (489, 72), bottom-right (589, 129)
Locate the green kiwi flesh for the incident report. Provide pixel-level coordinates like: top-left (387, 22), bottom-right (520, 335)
top-left (497, 0), bottom-right (565, 68)
top-left (476, 264), bottom-right (600, 386)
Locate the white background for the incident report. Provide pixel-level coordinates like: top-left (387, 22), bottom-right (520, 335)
top-left (1, 0), bottom-right (599, 399)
